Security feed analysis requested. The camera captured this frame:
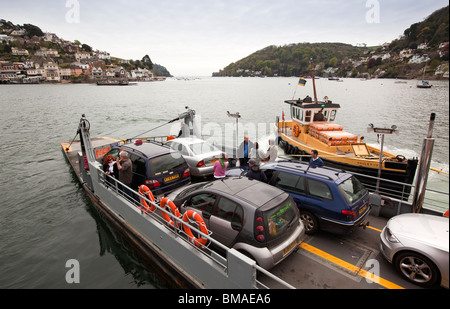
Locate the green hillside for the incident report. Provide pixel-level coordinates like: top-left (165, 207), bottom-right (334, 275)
top-left (214, 6), bottom-right (449, 79)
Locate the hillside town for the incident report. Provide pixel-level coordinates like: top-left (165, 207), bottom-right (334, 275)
top-left (0, 20), bottom-right (163, 84)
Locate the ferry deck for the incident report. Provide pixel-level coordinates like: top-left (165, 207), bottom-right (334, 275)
top-left (61, 136), bottom-right (448, 290)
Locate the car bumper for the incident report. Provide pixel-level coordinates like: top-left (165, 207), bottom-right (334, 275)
top-left (233, 220), bottom-right (305, 270)
top-left (189, 165), bottom-right (215, 177)
top-left (379, 226), bottom-right (399, 264)
top-left (319, 205), bottom-right (372, 235)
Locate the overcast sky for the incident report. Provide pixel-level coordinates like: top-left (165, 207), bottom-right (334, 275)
top-left (1, 0), bottom-right (448, 76)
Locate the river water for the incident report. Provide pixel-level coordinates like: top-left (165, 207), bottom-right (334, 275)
top-left (0, 77), bottom-right (448, 288)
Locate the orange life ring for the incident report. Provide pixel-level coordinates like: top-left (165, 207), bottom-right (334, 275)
top-left (182, 210), bottom-right (209, 247)
top-left (293, 124), bottom-right (301, 137)
top-left (160, 197), bottom-right (182, 228)
top-left (138, 185), bottom-right (156, 214)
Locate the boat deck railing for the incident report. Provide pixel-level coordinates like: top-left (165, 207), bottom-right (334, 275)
top-left (93, 164), bottom-right (295, 289)
top-left (350, 170), bottom-right (449, 214)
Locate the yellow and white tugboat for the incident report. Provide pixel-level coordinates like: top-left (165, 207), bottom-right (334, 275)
top-left (275, 60), bottom-right (418, 197)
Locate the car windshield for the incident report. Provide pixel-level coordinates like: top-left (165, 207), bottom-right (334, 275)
top-left (338, 176), bottom-right (367, 204)
top-left (148, 154), bottom-right (186, 176)
top-left (264, 198), bottom-right (298, 240)
top-left (189, 141), bottom-right (219, 155)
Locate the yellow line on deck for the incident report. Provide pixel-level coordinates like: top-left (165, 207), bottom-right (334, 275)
top-left (366, 225), bottom-right (382, 232)
top-left (299, 242), bottom-right (404, 289)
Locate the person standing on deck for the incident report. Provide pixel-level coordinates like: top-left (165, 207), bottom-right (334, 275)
top-left (237, 136), bottom-right (254, 170)
top-left (309, 150), bottom-right (324, 168)
top-left (117, 151), bottom-right (133, 199)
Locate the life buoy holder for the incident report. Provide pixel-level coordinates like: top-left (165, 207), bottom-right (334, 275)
top-left (138, 185), bottom-right (156, 214)
top-left (293, 124), bottom-right (301, 137)
top-left (160, 197), bottom-right (182, 228)
top-left (182, 210), bottom-right (209, 247)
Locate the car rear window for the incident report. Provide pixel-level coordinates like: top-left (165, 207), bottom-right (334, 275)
top-left (338, 176), bottom-right (368, 204)
top-left (189, 142), bottom-right (219, 155)
top-left (148, 154), bottom-right (186, 176)
top-left (263, 197), bottom-right (298, 240)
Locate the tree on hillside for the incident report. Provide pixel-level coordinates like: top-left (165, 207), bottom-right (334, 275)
top-left (142, 54), bottom-right (153, 70)
top-left (23, 24), bottom-right (44, 37)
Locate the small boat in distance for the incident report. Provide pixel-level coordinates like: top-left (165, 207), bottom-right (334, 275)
top-left (417, 80), bottom-right (432, 88)
top-left (416, 64), bottom-right (432, 88)
top-left (97, 79), bottom-right (129, 86)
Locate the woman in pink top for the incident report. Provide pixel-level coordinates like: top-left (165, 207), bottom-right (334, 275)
top-left (213, 153), bottom-right (229, 179)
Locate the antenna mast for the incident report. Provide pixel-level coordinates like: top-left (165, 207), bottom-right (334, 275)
top-left (310, 58), bottom-right (318, 104)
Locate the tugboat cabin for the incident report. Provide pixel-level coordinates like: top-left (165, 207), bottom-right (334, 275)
top-left (286, 96), bottom-right (340, 125)
top-left (283, 96), bottom-right (365, 152)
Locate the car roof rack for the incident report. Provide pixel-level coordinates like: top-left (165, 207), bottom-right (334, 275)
top-left (270, 159), bottom-right (348, 181)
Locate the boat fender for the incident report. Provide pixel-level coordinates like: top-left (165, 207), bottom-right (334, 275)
top-left (160, 197), bottom-right (182, 228)
top-left (139, 185), bottom-right (156, 214)
top-left (182, 210), bottom-right (209, 247)
top-left (293, 124), bottom-right (301, 137)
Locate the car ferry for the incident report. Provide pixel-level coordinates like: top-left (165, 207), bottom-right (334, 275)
top-left (275, 61), bottom-right (418, 197)
top-left (61, 114), bottom-right (448, 290)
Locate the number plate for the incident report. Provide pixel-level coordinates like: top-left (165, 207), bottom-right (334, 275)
top-left (283, 240), bottom-right (298, 256)
top-left (359, 204), bottom-right (368, 215)
top-left (164, 174), bottom-right (179, 182)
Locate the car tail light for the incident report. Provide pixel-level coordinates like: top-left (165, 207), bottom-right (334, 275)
top-left (342, 210), bottom-right (356, 218)
top-left (83, 156), bottom-right (89, 170)
top-left (196, 160), bottom-right (205, 167)
top-left (145, 179), bottom-right (160, 188)
top-left (255, 216), bottom-right (265, 243)
top-left (183, 168), bottom-right (190, 178)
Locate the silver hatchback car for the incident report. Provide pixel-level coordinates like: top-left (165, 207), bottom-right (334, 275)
top-left (380, 213), bottom-right (449, 288)
top-left (167, 177), bottom-right (305, 269)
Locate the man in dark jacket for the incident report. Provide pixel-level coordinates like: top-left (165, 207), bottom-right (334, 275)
top-left (246, 159), bottom-right (267, 182)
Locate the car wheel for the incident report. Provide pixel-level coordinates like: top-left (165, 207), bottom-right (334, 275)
top-left (300, 210), bottom-right (319, 235)
top-left (394, 251), bottom-right (440, 288)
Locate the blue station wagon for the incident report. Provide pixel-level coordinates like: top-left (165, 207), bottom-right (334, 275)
top-left (228, 161), bottom-right (371, 235)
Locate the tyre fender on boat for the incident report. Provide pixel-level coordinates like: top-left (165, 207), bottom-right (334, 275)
top-left (160, 197), bottom-right (182, 228)
top-left (182, 210), bottom-right (209, 247)
top-left (138, 185), bottom-right (156, 214)
top-left (293, 124), bottom-right (301, 137)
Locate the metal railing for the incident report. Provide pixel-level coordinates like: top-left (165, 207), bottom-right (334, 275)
top-left (96, 167), bottom-right (296, 289)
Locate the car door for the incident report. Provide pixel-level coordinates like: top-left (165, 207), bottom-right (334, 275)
top-left (270, 171), bottom-right (307, 207)
top-left (208, 197), bottom-right (244, 247)
top-left (181, 192), bottom-right (217, 229)
top-left (303, 178), bottom-right (334, 219)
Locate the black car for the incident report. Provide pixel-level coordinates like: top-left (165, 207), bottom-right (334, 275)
top-left (102, 140), bottom-right (191, 196)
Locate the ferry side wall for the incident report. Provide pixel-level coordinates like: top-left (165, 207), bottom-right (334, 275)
top-left (88, 159), bottom-right (258, 289)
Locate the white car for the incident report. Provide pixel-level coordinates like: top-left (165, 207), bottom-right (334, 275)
top-left (166, 137), bottom-right (223, 177)
top-left (380, 213), bottom-right (449, 288)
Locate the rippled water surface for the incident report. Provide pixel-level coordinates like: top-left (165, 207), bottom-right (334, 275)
top-left (0, 77), bottom-right (448, 288)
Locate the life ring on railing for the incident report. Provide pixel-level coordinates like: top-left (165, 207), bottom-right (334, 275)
top-left (138, 185), bottom-right (156, 214)
top-left (160, 197), bottom-right (182, 228)
top-left (293, 124), bottom-right (301, 137)
top-left (182, 210), bottom-right (209, 247)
